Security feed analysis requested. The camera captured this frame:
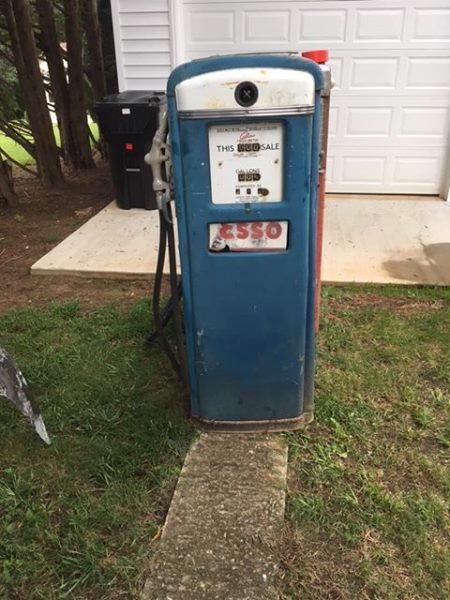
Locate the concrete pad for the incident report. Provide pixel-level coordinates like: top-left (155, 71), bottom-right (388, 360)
top-left (31, 196), bottom-right (450, 285)
top-left (140, 433), bottom-right (288, 600)
top-left (31, 202), bottom-right (179, 279)
top-left (323, 195), bottom-right (450, 285)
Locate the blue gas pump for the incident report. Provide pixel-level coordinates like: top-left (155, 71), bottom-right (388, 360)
top-left (154, 54), bottom-right (324, 431)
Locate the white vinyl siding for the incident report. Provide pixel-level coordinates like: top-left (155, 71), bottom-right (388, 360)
top-left (110, 0), bottom-right (172, 91)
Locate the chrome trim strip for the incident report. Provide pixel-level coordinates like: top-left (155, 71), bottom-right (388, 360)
top-left (178, 105), bottom-right (314, 119)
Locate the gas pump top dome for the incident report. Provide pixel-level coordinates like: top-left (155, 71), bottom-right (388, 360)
top-left (174, 67), bottom-right (316, 115)
top-left (168, 54), bottom-right (324, 117)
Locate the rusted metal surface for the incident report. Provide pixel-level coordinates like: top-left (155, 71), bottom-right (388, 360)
top-left (0, 347), bottom-right (51, 445)
top-left (192, 410), bottom-right (313, 432)
top-left (315, 89), bottom-right (331, 333)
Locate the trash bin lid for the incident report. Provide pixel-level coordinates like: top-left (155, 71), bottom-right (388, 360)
top-left (96, 90), bottom-right (165, 107)
top-left (94, 91), bottom-right (166, 138)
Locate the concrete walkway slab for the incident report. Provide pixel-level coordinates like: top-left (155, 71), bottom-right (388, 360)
top-left (31, 196), bottom-right (450, 285)
top-left (140, 433), bottom-right (288, 600)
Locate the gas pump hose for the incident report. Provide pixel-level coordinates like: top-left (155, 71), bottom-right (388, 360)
top-left (165, 203), bottom-right (188, 388)
top-left (145, 104), bottom-right (188, 387)
top-left (151, 209), bottom-right (183, 380)
top-left (146, 279), bottom-right (182, 345)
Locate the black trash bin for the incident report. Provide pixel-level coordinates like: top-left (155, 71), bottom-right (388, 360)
top-left (95, 91), bottom-right (165, 210)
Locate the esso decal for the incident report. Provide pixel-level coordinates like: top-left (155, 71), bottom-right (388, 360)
top-left (218, 222), bottom-right (283, 241)
top-left (209, 221), bottom-right (288, 252)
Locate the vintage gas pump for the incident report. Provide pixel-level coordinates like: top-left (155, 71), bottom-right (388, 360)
top-left (155, 54), bottom-right (324, 431)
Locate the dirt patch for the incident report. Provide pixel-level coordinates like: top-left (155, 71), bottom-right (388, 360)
top-left (327, 293), bottom-right (445, 315)
top-left (0, 163), bottom-right (157, 314)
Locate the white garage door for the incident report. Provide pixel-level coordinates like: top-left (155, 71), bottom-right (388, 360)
top-left (177, 0), bottom-right (450, 195)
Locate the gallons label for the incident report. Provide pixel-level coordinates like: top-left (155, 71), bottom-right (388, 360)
top-left (209, 221), bottom-right (288, 252)
top-left (208, 122), bottom-right (283, 204)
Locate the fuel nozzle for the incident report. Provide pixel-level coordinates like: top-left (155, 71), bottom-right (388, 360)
top-left (144, 106), bottom-right (172, 221)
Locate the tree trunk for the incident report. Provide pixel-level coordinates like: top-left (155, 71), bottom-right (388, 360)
top-left (1, 0), bottom-right (63, 187)
top-left (0, 119), bottom-right (36, 160)
top-left (82, 0), bottom-right (107, 103)
top-left (0, 158), bottom-right (17, 206)
top-left (63, 0), bottom-right (95, 169)
top-left (35, 0), bottom-right (76, 167)
top-left (98, 0), bottom-right (118, 94)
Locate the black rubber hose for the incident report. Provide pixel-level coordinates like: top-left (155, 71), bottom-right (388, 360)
top-left (146, 280), bottom-right (182, 345)
top-left (152, 210), bottom-right (183, 379)
top-left (165, 203), bottom-right (188, 388)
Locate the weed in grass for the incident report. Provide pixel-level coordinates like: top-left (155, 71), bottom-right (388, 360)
top-left (44, 233), bottom-right (61, 244)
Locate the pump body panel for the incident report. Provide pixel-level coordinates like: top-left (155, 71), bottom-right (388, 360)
top-left (167, 55), bottom-right (323, 429)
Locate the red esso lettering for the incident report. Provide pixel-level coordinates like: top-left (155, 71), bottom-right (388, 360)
top-left (236, 223), bottom-right (249, 239)
top-left (250, 222), bottom-right (263, 240)
top-left (265, 222), bottom-right (282, 239)
top-left (219, 224), bottom-right (233, 240)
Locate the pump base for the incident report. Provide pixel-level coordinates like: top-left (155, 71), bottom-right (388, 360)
top-left (191, 411), bottom-right (314, 433)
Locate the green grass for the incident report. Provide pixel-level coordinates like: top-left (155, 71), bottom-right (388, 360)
top-left (0, 133), bottom-right (34, 166)
top-left (0, 123), bottom-right (100, 166)
top-left (0, 288), bottom-right (449, 598)
top-left (282, 286), bottom-right (450, 600)
top-left (0, 301), bottom-right (194, 599)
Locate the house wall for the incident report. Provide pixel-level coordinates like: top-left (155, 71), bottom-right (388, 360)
top-left (110, 0), bottom-right (172, 91)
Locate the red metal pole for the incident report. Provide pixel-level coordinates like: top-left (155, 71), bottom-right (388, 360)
top-left (302, 50), bottom-right (331, 333)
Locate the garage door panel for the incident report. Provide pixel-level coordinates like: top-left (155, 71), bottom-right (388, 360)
top-left (400, 107), bottom-right (449, 139)
top-left (187, 10), bottom-right (236, 45)
top-left (350, 58), bottom-right (399, 90)
top-left (245, 11), bottom-right (290, 42)
top-left (411, 8), bottom-right (450, 42)
top-left (406, 57), bottom-right (450, 89)
top-left (327, 147), bottom-right (446, 193)
top-left (392, 156), bottom-right (442, 185)
top-left (345, 108), bottom-right (393, 137)
top-left (342, 156), bottom-right (387, 185)
top-left (298, 10), bottom-right (347, 42)
top-left (355, 9), bottom-right (405, 42)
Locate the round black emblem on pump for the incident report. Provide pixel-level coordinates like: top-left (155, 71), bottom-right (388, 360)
top-left (235, 81), bottom-right (258, 107)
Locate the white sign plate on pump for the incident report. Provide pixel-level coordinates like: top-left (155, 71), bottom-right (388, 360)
top-left (209, 122), bottom-right (283, 204)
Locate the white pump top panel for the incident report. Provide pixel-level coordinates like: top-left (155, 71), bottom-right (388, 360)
top-left (175, 68), bottom-right (315, 115)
